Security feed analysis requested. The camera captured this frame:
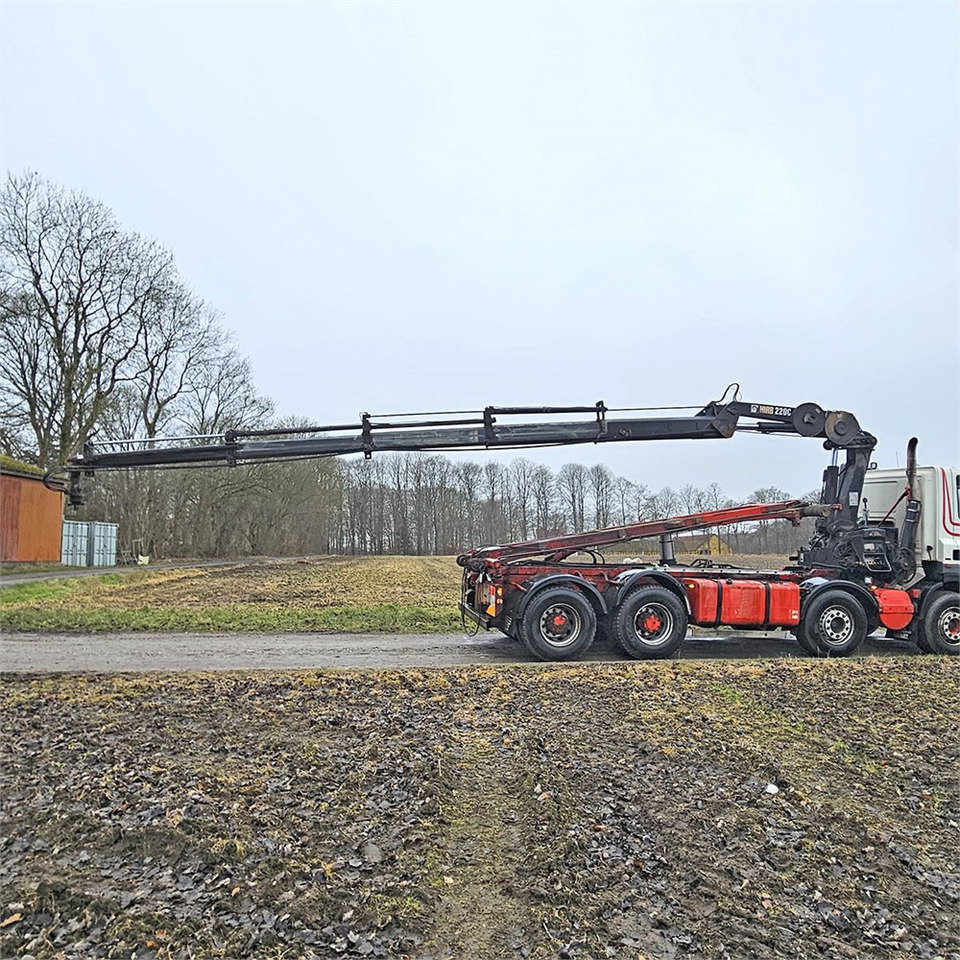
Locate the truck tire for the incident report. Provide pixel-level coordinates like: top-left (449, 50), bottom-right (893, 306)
top-left (921, 591), bottom-right (960, 656)
top-left (797, 590), bottom-right (867, 657)
top-left (519, 587), bottom-right (597, 662)
top-left (611, 586), bottom-right (687, 660)
top-left (593, 618), bottom-right (611, 647)
top-left (792, 626), bottom-right (817, 655)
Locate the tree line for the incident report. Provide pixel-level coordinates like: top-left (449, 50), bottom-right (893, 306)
top-left (79, 454), bottom-right (812, 559)
top-left (1, 174), bottom-right (813, 559)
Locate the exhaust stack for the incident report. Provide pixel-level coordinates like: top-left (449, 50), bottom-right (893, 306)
top-left (906, 437), bottom-right (918, 496)
top-left (894, 438), bottom-right (921, 585)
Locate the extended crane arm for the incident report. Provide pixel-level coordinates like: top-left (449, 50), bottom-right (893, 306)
top-left (56, 387), bottom-right (876, 511)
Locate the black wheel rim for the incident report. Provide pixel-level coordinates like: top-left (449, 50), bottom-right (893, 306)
top-left (632, 601), bottom-right (674, 647)
top-left (538, 603), bottom-right (582, 648)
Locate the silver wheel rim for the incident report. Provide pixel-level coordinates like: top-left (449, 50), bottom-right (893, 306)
top-left (632, 602), bottom-right (674, 647)
top-left (819, 605), bottom-right (853, 646)
top-left (538, 604), bottom-right (582, 648)
top-left (937, 606), bottom-right (960, 648)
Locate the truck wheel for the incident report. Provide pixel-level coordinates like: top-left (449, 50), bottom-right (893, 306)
top-left (792, 626), bottom-right (817, 655)
top-left (797, 590), bottom-right (867, 657)
top-left (612, 586), bottom-right (687, 660)
top-left (922, 591), bottom-right (960, 655)
top-left (519, 588), bottom-right (596, 662)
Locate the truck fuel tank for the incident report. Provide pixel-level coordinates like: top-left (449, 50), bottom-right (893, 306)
top-left (683, 578), bottom-right (801, 628)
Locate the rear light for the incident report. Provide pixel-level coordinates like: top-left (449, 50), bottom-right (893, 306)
top-left (479, 582), bottom-right (503, 618)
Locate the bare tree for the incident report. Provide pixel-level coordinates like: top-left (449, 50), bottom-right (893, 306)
top-left (481, 461), bottom-right (508, 544)
top-left (632, 482), bottom-right (650, 522)
top-left (747, 485), bottom-right (792, 553)
top-left (647, 485), bottom-right (680, 520)
top-left (678, 482), bottom-right (707, 514)
top-left (613, 475), bottom-right (637, 525)
top-left (0, 173), bottom-right (176, 466)
top-left (92, 328), bottom-right (272, 557)
top-left (589, 463), bottom-right (615, 528)
top-left (389, 454), bottom-right (413, 554)
top-left (131, 291), bottom-right (221, 440)
top-left (510, 458), bottom-right (536, 540)
top-left (453, 461), bottom-right (480, 548)
top-left (176, 331), bottom-right (273, 435)
top-left (556, 462), bottom-right (587, 530)
top-left (531, 464), bottom-right (556, 537)
top-left (86, 292), bottom-right (229, 555)
top-left (703, 481), bottom-right (727, 552)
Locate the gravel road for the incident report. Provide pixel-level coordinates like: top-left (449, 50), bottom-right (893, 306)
top-left (0, 629), bottom-right (919, 673)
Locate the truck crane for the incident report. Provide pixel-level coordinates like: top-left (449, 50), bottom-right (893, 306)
top-left (52, 386), bottom-right (959, 660)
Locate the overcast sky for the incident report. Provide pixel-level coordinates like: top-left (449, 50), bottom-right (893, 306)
top-left (2, 1), bottom-right (957, 497)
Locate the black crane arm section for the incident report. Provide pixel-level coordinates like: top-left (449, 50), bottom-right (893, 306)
top-left (56, 389), bottom-right (876, 521)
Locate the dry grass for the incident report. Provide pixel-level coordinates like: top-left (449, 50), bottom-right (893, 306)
top-left (0, 556), bottom-right (464, 632)
top-left (44, 556), bottom-right (461, 608)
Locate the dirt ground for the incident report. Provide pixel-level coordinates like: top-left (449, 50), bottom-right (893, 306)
top-left (2, 657), bottom-right (957, 960)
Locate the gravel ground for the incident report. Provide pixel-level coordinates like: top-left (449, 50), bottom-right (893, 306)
top-left (1, 657), bottom-right (957, 960)
top-left (0, 630), bottom-right (923, 673)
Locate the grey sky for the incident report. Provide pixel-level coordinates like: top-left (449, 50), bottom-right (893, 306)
top-left (2, 1), bottom-right (957, 497)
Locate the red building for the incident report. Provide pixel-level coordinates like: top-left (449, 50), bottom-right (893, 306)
top-left (0, 458), bottom-right (64, 563)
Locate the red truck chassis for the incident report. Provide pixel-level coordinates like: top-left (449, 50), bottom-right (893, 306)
top-left (458, 501), bottom-right (917, 660)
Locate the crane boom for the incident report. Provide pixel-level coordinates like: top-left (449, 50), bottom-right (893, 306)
top-left (58, 388), bottom-right (876, 516)
top-left (51, 384), bottom-right (920, 587)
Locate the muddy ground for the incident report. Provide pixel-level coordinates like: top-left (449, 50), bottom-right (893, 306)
top-left (2, 658), bottom-right (958, 960)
